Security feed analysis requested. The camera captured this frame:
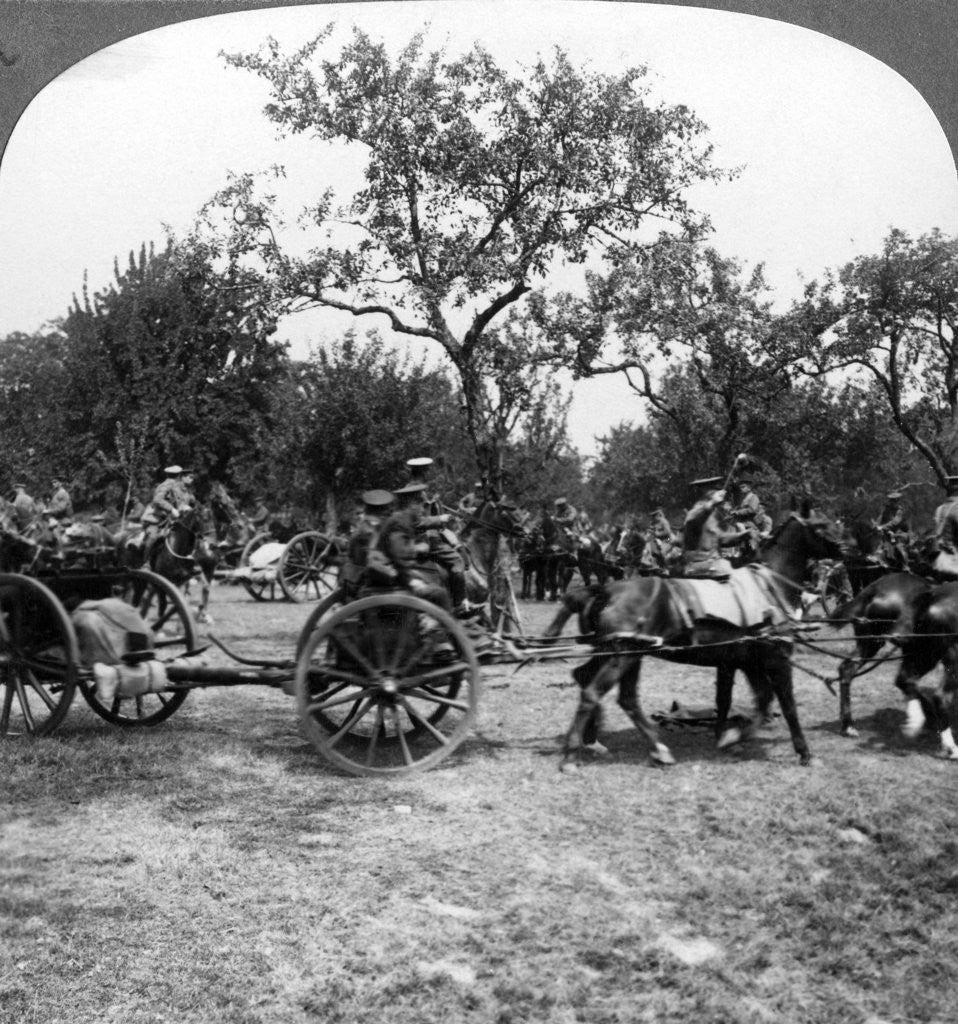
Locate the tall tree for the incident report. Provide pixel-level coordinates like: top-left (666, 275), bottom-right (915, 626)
top-left (298, 331), bottom-right (472, 526)
top-left (539, 240), bottom-right (791, 471)
top-left (60, 241), bottom-right (290, 504)
top-left (786, 228), bottom-right (958, 483)
top-left (200, 27), bottom-right (726, 487)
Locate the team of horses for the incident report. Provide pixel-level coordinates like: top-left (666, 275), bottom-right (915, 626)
top-left (5, 491), bottom-right (957, 771)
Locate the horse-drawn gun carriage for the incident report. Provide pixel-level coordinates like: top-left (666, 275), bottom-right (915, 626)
top-left (4, 499), bottom-right (955, 776)
top-left (229, 528), bottom-right (343, 603)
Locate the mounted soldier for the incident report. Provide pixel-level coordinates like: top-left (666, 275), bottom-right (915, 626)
top-left (932, 476), bottom-right (958, 580)
top-left (729, 476), bottom-right (762, 562)
top-left (137, 465), bottom-right (194, 563)
top-left (681, 476), bottom-right (749, 580)
top-left (876, 490), bottom-right (910, 569)
top-left (11, 481), bottom-right (36, 531)
top-left (552, 497), bottom-right (579, 546)
top-left (47, 478), bottom-right (73, 522)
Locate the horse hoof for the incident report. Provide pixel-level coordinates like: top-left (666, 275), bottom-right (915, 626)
top-left (649, 746), bottom-right (675, 767)
top-left (717, 726), bottom-right (743, 750)
top-left (799, 754), bottom-right (820, 768)
top-left (559, 759), bottom-right (581, 775)
top-left (583, 741), bottom-right (610, 759)
top-left (841, 726), bottom-right (859, 739)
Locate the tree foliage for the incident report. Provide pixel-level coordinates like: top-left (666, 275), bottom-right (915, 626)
top-left (788, 228), bottom-right (958, 482)
top-left (208, 26), bottom-right (726, 485)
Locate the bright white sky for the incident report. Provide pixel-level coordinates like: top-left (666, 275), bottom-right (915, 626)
top-left (2, 0), bottom-right (957, 457)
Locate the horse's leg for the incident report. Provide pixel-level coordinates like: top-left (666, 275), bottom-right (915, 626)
top-left (895, 640), bottom-right (947, 740)
top-left (714, 665), bottom-right (739, 748)
top-left (562, 656), bottom-right (622, 772)
top-left (937, 646), bottom-right (958, 759)
top-left (838, 628), bottom-right (885, 738)
top-left (766, 649), bottom-right (813, 765)
top-left (616, 657), bottom-right (675, 765)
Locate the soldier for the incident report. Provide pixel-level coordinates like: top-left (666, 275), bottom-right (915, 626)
top-left (552, 497), bottom-right (579, 542)
top-left (403, 459), bottom-right (473, 616)
top-left (248, 495), bottom-right (271, 533)
top-left (877, 490), bottom-right (910, 568)
top-left (47, 478), bottom-right (73, 521)
top-left (458, 480), bottom-right (484, 517)
top-left (11, 481), bottom-right (36, 531)
top-left (729, 477), bottom-right (762, 560)
top-left (681, 477), bottom-right (749, 580)
top-left (341, 489), bottom-right (395, 597)
top-left (933, 476), bottom-right (958, 580)
top-left (138, 466), bottom-right (191, 558)
top-left (754, 503), bottom-right (774, 539)
top-left (390, 481), bottom-right (469, 614)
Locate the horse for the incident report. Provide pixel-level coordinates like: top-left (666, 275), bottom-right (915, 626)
top-left (518, 524), bottom-right (547, 600)
top-left (560, 502), bottom-right (846, 771)
top-left (459, 499), bottom-right (527, 633)
top-left (827, 571), bottom-right (934, 738)
top-left (574, 533), bottom-right (624, 587)
top-left (883, 581), bottom-right (958, 758)
top-left (135, 507), bottom-right (219, 624)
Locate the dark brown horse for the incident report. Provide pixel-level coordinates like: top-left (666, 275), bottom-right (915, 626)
top-left (136, 508), bottom-right (219, 624)
top-left (885, 581), bottom-right (958, 758)
top-left (560, 504), bottom-right (845, 771)
top-left (828, 571), bottom-right (934, 738)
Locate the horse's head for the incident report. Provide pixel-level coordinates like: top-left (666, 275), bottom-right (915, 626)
top-left (767, 503), bottom-right (845, 567)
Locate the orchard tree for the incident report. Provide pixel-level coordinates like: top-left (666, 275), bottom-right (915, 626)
top-left (298, 330), bottom-right (472, 527)
top-left (200, 26), bottom-right (726, 488)
top-left (539, 240), bottom-right (792, 472)
top-left (785, 228), bottom-right (958, 484)
top-left (60, 241), bottom-right (291, 502)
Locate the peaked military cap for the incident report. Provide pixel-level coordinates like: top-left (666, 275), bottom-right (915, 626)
top-left (361, 489), bottom-right (394, 509)
top-left (554, 497), bottom-right (568, 505)
top-left (406, 457), bottom-right (434, 469)
top-left (164, 465), bottom-right (183, 475)
top-left (887, 490), bottom-right (902, 500)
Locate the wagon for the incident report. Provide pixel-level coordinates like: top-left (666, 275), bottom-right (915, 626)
top-left (228, 529), bottom-right (341, 603)
top-left (0, 543), bottom-right (584, 776)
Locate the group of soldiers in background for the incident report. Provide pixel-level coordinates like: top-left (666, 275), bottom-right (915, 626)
top-left (11, 450), bottom-right (958, 594)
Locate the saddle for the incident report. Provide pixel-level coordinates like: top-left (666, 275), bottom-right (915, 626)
top-left (665, 566), bottom-right (792, 632)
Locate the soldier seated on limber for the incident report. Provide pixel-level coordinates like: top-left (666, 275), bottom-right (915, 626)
top-left (364, 496), bottom-right (454, 613)
top-left (340, 489), bottom-right (395, 598)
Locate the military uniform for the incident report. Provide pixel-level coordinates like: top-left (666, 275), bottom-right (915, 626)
top-left (342, 489), bottom-right (394, 595)
top-left (552, 499), bottom-right (578, 544)
top-left (48, 480), bottom-right (73, 521)
top-left (404, 458), bottom-right (469, 613)
top-left (681, 477), bottom-right (747, 580)
top-left (933, 477), bottom-right (958, 579)
top-left (729, 480), bottom-right (762, 560)
top-left (877, 491), bottom-right (910, 568)
top-left (139, 466), bottom-right (193, 557)
top-left (11, 484), bottom-right (36, 531)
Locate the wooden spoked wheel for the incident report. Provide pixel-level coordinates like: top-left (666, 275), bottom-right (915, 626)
top-left (78, 569), bottom-right (197, 726)
top-left (239, 532), bottom-right (285, 602)
top-left (819, 562), bottom-right (854, 617)
top-left (0, 573), bottom-right (80, 737)
top-left (295, 593), bottom-right (481, 777)
top-left (278, 531), bottom-right (340, 603)
top-left (294, 588), bottom-right (345, 662)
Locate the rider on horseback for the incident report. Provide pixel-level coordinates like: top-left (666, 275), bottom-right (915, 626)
top-left (876, 490), bottom-right (910, 569)
top-left (681, 477), bottom-right (749, 580)
top-left (933, 476), bottom-right (958, 580)
top-left (137, 466), bottom-right (195, 564)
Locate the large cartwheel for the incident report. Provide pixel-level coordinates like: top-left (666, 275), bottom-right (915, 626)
top-left (0, 574), bottom-right (80, 736)
top-left (0, 568), bottom-right (197, 736)
top-left (293, 592), bottom-right (481, 776)
top-left (278, 531), bottom-right (340, 603)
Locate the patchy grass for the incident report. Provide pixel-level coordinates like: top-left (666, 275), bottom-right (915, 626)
top-left (2, 587), bottom-right (957, 1023)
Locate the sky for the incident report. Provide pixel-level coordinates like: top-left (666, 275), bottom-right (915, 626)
top-left (1, 0), bottom-right (957, 458)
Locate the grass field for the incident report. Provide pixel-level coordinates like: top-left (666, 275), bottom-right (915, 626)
top-left (2, 586), bottom-right (957, 1024)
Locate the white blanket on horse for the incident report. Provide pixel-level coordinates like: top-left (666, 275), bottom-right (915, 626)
top-left (667, 566), bottom-right (791, 631)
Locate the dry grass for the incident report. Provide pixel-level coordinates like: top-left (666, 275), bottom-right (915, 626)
top-left (2, 586), bottom-right (958, 1023)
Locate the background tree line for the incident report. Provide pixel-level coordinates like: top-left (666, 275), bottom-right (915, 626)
top-left (1, 27), bottom-right (955, 534)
